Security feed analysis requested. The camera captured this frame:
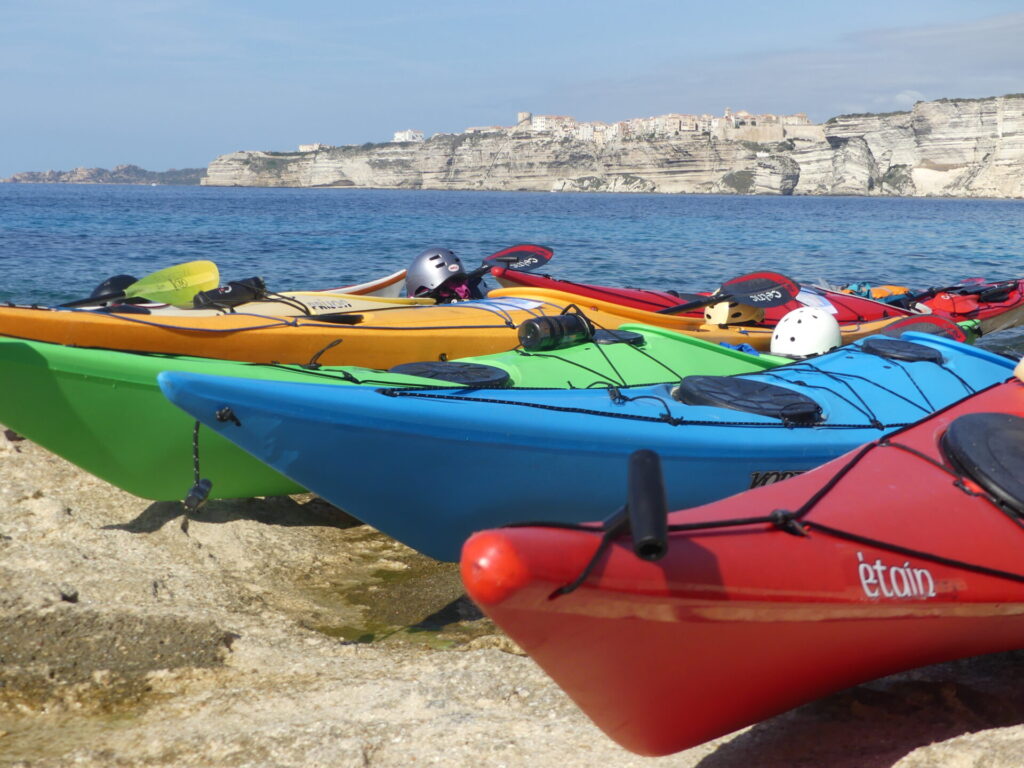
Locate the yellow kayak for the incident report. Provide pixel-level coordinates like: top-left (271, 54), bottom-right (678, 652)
top-left (0, 295), bottom-right (618, 367)
top-left (0, 281), bottom-right (907, 368)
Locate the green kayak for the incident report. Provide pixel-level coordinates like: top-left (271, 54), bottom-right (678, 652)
top-left (0, 325), bottom-right (788, 501)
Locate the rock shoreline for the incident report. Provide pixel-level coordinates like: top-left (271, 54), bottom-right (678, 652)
top-left (3, 394), bottom-right (1024, 766)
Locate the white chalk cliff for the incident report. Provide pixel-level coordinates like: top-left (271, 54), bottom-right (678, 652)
top-left (203, 95), bottom-right (1024, 198)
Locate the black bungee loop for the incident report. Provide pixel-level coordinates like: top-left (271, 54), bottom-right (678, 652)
top-left (183, 420), bottom-right (213, 520)
top-left (304, 338), bottom-right (343, 369)
top-left (541, 430), bottom-right (1024, 597)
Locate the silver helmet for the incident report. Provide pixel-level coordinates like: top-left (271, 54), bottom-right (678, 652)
top-left (406, 247), bottom-right (468, 298)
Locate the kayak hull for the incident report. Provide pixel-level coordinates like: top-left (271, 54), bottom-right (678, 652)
top-left (0, 340), bottom-right (304, 500)
top-left (490, 267), bottom-right (916, 323)
top-left (491, 287), bottom-right (915, 349)
top-left (0, 325), bottom-right (784, 500)
top-left (492, 268), bottom-right (1024, 333)
top-left (461, 378), bottom-right (1024, 755)
top-left (0, 281), bottom-right (915, 367)
top-left (160, 333), bottom-right (1015, 559)
top-left (0, 297), bottom-right (586, 367)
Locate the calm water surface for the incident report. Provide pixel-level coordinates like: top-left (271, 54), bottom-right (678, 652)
top-left (1, 185), bottom-right (1022, 350)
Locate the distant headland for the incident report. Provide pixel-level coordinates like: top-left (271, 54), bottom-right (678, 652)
top-left (1, 164), bottom-right (206, 185)
top-left (6, 94), bottom-right (1024, 198)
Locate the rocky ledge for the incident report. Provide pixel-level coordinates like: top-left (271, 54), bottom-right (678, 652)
top-left (203, 94), bottom-right (1024, 198)
top-left (4, 327), bottom-right (1024, 767)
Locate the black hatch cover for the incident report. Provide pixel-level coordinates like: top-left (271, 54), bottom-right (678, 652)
top-left (672, 375), bottom-right (823, 425)
top-left (388, 361), bottom-right (511, 388)
top-left (861, 337), bottom-right (944, 364)
top-left (941, 412), bottom-right (1024, 516)
top-left (593, 329), bottom-right (646, 346)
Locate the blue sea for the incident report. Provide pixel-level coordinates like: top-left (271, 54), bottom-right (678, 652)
top-left (2, 184), bottom-right (1023, 353)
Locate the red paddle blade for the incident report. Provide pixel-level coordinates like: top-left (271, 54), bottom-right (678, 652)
top-left (482, 244), bottom-right (553, 272)
top-left (875, 315), bottom-right (969, 343)
top-left (721, 271), bottom-right (800, 308)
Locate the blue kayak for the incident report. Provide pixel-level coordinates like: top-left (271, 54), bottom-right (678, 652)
top-left (159, 333), bottom-right (1016, 560)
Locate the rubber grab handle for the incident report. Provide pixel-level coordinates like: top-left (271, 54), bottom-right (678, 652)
top-left (627, 449), bottom-right (669, 561)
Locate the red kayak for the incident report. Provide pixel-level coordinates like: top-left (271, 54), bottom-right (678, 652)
top-left (919, 279), bottom-right (1024, 335)
top-left (490, 266), bottom-right (915, 324)
top-left (490, 267), bottom-right (1024, 333)
top-left (839, 277), bottom-right (1024, 335)
top-left (462, 373), bottom-right (1024, 756)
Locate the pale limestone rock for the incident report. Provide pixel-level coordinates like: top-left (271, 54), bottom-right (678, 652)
top-left (755, 155), bottom-right (800, 195)
top-left (820, 94), bottom-right (1024, 198)
top-left (203, 95), bottom-right (1024, 198)
top-left (786, 136), bottom-right (839, 195)
top-left (830, 136), bottom-right (882, 194)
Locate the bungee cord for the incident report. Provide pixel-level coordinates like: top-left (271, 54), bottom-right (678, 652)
top-left (510, 381), bottom-right (1024, 598)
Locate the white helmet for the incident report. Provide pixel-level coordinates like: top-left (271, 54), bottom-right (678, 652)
top-left (770, 306), bottom-right (842, 358)
top-left (704, 300), bottom-right (765, 325)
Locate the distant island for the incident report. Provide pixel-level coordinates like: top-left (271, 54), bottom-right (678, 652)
top-left (1, 164), bottom-right (206, 185)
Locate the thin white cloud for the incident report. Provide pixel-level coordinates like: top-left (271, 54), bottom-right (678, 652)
top-left (542, 12), bottom-right (1024, 122)
top-left (3, 3), bottom-right (1024, 175)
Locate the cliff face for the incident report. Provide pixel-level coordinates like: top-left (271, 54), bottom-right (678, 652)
top-left (820, 96), bottom-right (1024, 197)
top-left (203, 133), bottom-right (761, 194)
top-left (203, 95), bottom-right (1024, 197)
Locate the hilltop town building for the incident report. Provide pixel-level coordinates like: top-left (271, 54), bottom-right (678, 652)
top-left (305, 108), bottom-right (817, 155)
top-left (494, 109), bottom-right (813, 144)
top-left (392, 129), bottom-right (425, 143)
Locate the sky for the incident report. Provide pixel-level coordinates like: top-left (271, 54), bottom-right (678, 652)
top-left (2, 0), bottom-right (1024, 177)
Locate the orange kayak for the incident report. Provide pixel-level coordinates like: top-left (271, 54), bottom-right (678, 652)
top-left (0, 295), bottom-right (632, 367)
top-left (0, 285), bottom-right (914, 367)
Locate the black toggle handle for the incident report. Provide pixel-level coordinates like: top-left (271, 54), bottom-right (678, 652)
top-left (627, 449), bottom-right (669, 561)
top-left (184, 478), bottom-right (213, 513)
